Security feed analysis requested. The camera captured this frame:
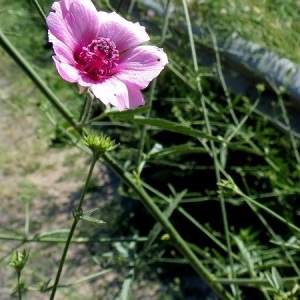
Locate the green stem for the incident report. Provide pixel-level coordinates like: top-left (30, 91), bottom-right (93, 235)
top-left (237, 189), bottom-right (300, 234)
top-left (49, 155), bottom-right (98, 300)
top-left (0, 234), bottom-right (147, 244)
top-left (135, 0), bottom-right (171, 168)
top-left (277, 90), bottom-right (300, 164)
top-left (77, 92), bottom-right (93, 129)
top-left (30, 0), bottom-right (46, 23)
top-left (181, 0), bottom-right (238, 298)
top-left (24, 201), bottom-right (30, 237)
top-left (240, 176), bottom-right (300, 278)
top-left (216, 277), bottom-right (300, 286)
top-left (17, 271), bottom-right (22, 300)
top-left (115, 0), bottom-right (124, 13)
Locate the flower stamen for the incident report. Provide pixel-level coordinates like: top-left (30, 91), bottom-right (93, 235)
top-left (77, 38), bottom-right (119, 80)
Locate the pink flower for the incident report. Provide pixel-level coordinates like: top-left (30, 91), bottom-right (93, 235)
top-left (46, 0), bottom-right (168, 110)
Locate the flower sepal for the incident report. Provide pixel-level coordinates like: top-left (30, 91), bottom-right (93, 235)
top-left (10, 249), bottom-right (30, 273)
top-left (83, 132), bottom-right (118, 158)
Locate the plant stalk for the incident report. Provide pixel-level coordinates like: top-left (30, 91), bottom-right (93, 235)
top-left (17, 272), bottom-right (22, 300)
top-left (49, 155), bottom-right (98, 299)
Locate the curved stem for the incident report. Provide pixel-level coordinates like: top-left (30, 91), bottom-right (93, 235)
top-left (49, 155), bottom-right (98, 300)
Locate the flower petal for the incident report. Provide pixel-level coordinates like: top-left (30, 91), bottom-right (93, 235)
top-left (115, 46), bottom-right (168, 88)
top-left (98, 12), bottom-right (150, 52)
top-left (90, 77), bottom-right (144, 111)
top-left (90, 77), bottom-right (126, 109)
top-left (51, 39), bottom-right (75, 64)
top-left (47, 1), bottom-right (75, 51)
top-left (77, 74), bottom-right (98, 87)
top-left (53, 56), bottom-right (80, 83)
top-left (125, 82), bottom-right (145, 109)
top-left (47, 0), bottom-right (100, 53)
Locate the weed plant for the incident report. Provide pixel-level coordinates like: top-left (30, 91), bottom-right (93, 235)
top-left (0, 0), bottom-right (300, 299)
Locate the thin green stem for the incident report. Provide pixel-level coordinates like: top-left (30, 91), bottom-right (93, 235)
top-left (237, 188), bottom-right (300, 235)
top-left (115, 0), bottom-right (124, 13)
top-left (49, 219), bottom-right (79, 299)
top-left (77, 92), bottom-right (94, 129)
top-left (239, 178), bottom-right (285, 300)
top-left (249, 202), bottom-right (300, 277)
top-left (50, 269), bottom-right (113, 289)
top-left (208, 25), bottom-right (238, 126)
top-left (135, 0), bottom-right (171, 168)
top-left (30, 0), bottom-right (46, 23)
top-left (77, 154), bottom-right (98, 213)
top-left (49, 155), bottom-right (98, 300)
top-left (215, 277), bottom-right (300, 286)
top-left (128, 0), bottom-right (138, 15)
top-left (277, 91), bottom-right (300, 164)
top-left (181, 0), bottom-right (239, 298)
top-left (24, 201), bottom-right (30, 237)
top-left (0, 234), bottom-right (147, 244)
top-left (224, 96), bottom-right (260, 144)
top-left (240, 176), bottom-right (300, 278)
top-left (17, 272), bottom-right (22, 300)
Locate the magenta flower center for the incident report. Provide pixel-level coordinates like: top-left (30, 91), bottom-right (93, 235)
top-left (77, 38), bottom-right (119, 80)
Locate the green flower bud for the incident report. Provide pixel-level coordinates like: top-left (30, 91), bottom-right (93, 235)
top-left (83, 132), bottom-right (118, 158)
top-left (9, 249), bottom-right (30, 273)
top-left (256, 83), bottom-right (265, 93)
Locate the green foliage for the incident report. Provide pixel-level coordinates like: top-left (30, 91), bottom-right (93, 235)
top-left (188, 0), bottom-right (300, 64)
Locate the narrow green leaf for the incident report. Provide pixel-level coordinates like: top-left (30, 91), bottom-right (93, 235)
top-left (36, 229), bottom-right (69, 238)
top-left (233, 236), bottom-right (255, 277)
top-left (79, 215), bottom-right (105, 225)
top-left (117, 269), bottom-right (134, 300)
top-left (104, 105), bottom-right (151, 120)
top-left (147, 143), bottom-right (206, 159)
top-left (133, 116), bottom-right (222, 142)
top-left (145, 188), bottom-right (187, 249)
top-left (58, 269), bottom-right (113, 288)
top-left (271, 267), bottom-right (283, 290)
